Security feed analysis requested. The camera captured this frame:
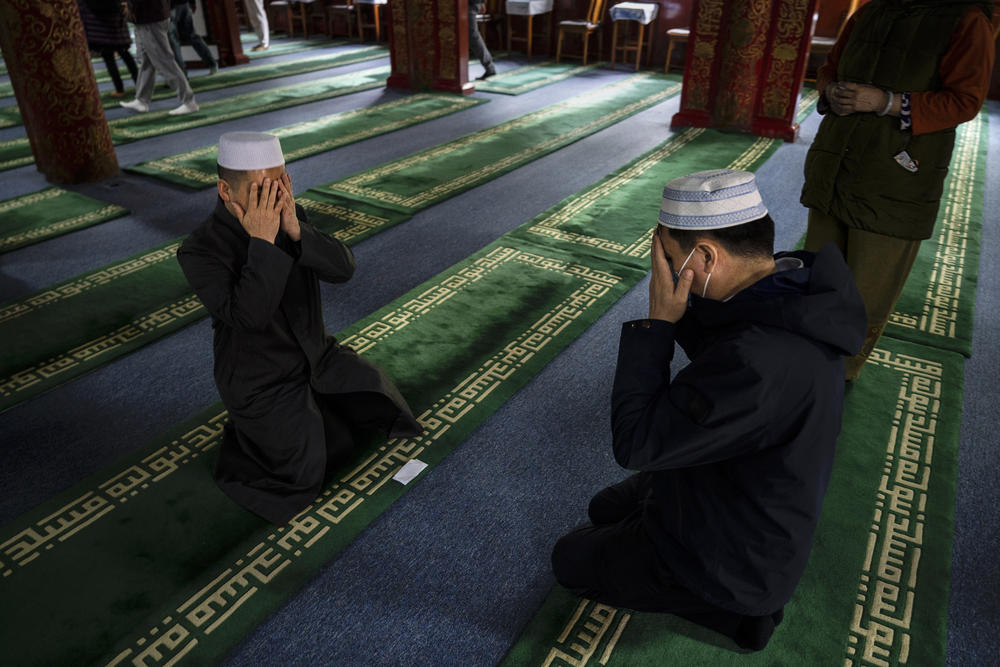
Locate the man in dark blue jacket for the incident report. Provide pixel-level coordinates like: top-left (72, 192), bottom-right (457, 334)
top-left (551, 169), bottom-right (867, 650)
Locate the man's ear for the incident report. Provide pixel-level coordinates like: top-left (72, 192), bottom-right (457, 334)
top-left (699, 242), bottom-right (718, 272)
top-left (217, 178), bottom-right (231, 202)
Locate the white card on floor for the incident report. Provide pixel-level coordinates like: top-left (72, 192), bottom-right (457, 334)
top-left (393, 459), bottom-right (428, 485)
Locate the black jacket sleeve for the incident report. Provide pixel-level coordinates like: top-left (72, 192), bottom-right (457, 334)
top-left (296, 221), bottom-right (355, 284)
top-left (611, 319), bottom-right (771, 471)
top-left (178, 237), bottom-right (294, 332)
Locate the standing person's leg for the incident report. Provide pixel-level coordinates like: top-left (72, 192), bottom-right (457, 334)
top-left (468, 4), bottom-right (494, 78)
top-left (841, 228), bottom-right (921, 380)
top-left (242, 0), bottom-right (270, 49)
top-left (176, 3), bottom-right (217, 71)
top-left (140, 19), bottom-right (198, 111)
top-left (99, 46), bottom-right (126, 95)
top-left (803, 207), bottom-right (847, 255)
top-left (168, 5), bottom-right (188, 75)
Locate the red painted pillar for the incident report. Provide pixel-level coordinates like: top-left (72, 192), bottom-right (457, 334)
top-left (387, 0), bottom-right (473, 94)
top-left (0, 0), bottom-right (119, 182)
top-left (671, 0), bottom-right (819, 142)
top-left (205, 0), bottom-right (250, 67)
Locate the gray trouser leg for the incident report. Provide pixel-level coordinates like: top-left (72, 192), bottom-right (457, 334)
top-left (134, 20), bottom-right (195, 105)
top-left (468, 7), bottom-right (493, 68)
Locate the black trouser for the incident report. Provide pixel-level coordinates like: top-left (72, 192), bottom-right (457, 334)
top-left (468, 4), bottom-right (493, 69)
top-left (99, 47), bottom-right (138, 93)
top-left (551, 474), bottom-right (783, 651)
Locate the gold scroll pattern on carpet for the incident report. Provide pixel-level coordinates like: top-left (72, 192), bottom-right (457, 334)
top-left (0, 409), bottom-right (227, 578)
top-left (104, 247), bottom-right (625, 665)
top-left (109, 69), bottom-right (390, 141)
top-left (844, 348), bottom-right (943, 666)
top-left (542, 599), bottom-right (632, 667)
top-left (327, 75), bottom-right (682, 210)
top-left (477, 62), bottom-right (599, 95)
top-left (0, 242), bottom-right (181, 325)
top-left (297, 197), bottom-right (396, 244)
top-left (0, 204), bottom-right (126, 252)
top-left (139, 94), bottom-right (477, 187)
top-left (888, 115), bottom-right (981, 340)
top-left (524, 90), bottom-right (818, 261)
top-left (0, 247), bottom-right (621, 582)
top-left (529, 343), bottom-right (944, 666)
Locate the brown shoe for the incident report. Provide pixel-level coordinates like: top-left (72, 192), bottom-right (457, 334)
top-left (110, 90), bottom-right (125, 98)
top-left (250, 44), bottom-right (269, 52)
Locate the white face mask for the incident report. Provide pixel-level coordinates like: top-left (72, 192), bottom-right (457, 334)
top-left (671, 246), bottom-right (711, 298)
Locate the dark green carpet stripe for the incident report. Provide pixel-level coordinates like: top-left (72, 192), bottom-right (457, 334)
top-left (883, 110), bottom-right (988, 357)
top-left (475, 60), bottom-right (603, 95)
top-left (0, 188), bottom-right (129, 253)
top-left (245, 36), bottom-right (341, 59)
top-left (0, 65), bottom-right (390, 171)
top-left (127, 93), bottom-right (483, 188)
top-left (0, 46), bottom-right (388, 130)
top-left (313, 72), bottom-right (683, 213)
top-left (0, 74), bottom-right (685, 412)
top-left (0, 105), bottom-right (804, 665)
top-left (502, 335), bottom-right (963, 666)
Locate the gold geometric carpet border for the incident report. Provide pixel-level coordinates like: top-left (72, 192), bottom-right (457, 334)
top-left (888, 115), bottom-right (982, 341)
top-left (327, 74), bottom-right (681, 210)
top-left (0, 247), bottom-right (622, 578)
top-left (103, 248), bottom-right (626, 666)
top-left (139, 94), bottom-right (476, 187)
top-left (844, 348), bottom-right (946, 666)
top-left (530, 342), bottom-right (949, 666)
top-left (523, 90), bottom-right (819, 260)
top-left (477, 61), bottom-right (601, 95)
top-left (0, 242), bottom-right (182, 325)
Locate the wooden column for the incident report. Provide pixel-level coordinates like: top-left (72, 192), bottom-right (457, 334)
top-left (0, 0), bottom-right (118, 183)
top-left (206, 0), bottom-right (250, 67)
top-left (671, 0), bottom-right (819, 142)
top-left (387, 0), bottom-right (472, 94)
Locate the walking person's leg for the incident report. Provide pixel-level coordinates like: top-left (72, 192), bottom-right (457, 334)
top-left (140, 19), bottom-right (198, 113)
top-left (121, 24), bottom-right (156, 110)
top-left (468, 4), bottom-right (494, 79)
top-left (99, 46), bottom-right (125, 96)
top-left (168, 5), bottom-right (188, 75)
top-left (176, 3), bottom-right (217, 71)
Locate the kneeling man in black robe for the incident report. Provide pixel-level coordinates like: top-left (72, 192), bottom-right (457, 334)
top-left (551, 169), bottom-right (867, 650)
top-left (178, 131), bottom-right (422, 525)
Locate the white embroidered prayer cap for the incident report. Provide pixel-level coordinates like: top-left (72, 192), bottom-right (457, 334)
top-left (658, 169), bottom-right (768, 230)
top-left (217, 131), bottom-right (285, 170)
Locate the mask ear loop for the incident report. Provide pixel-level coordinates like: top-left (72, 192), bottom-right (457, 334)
top-left (702, 273), bottom-right (711, 298)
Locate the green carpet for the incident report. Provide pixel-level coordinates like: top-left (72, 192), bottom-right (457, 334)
top-left (0, 65), bottom-right (390, 171)
top-left (312, 72), bottom-right (682, 214)
top-left (0, 92), bottom-right (819, 666)
top-left (503, 334), bottom-right (963, 667)
top-left (127, 93), bottom-right (483, 188)
top-left (0, 46), bottom-right (389, 130)
top-left (883, 111), bottom-right (988, 357)
top-left (0, 73), bottom-right (683, 413)
top-left (476, 60), bottom-right (603, 95)
top-left (0, 188), bottom-right (128, 253)
top-left (245, 36), bottom-right (341, 59)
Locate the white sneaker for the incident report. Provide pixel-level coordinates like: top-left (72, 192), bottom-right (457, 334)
top-left (168, 100), bottom-right (199, 116)
top-left (120, 99), bottom-right (149, 112)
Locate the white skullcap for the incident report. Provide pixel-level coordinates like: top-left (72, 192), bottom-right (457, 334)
top-left (658, 169), bottom-right (768, 230)
top-left (217, 132), bottom-right (285, 170)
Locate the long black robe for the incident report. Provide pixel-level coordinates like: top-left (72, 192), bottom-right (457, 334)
top-left (177, 198), bottom-right (422, 524)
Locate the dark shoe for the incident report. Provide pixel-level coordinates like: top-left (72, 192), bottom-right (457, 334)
top-left (476, 67), bottom-right (496, 80)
